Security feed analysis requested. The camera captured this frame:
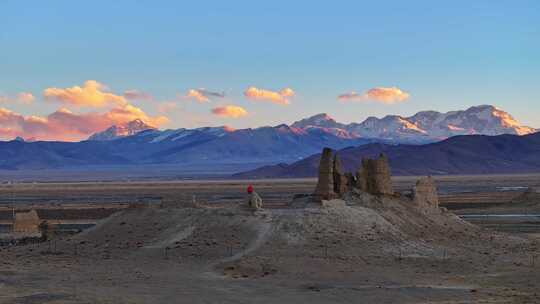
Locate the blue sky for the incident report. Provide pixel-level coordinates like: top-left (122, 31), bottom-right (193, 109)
top-left (0, 0), bottom-right (539, 140)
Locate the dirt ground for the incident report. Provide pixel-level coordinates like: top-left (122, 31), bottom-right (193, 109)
top-left (1, 175), bottom-right (540, 303)
top-left (1, 174), bottom-right (540, 207)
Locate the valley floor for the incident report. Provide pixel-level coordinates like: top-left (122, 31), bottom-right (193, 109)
top-left (1, 175), bottom-right (540, 304)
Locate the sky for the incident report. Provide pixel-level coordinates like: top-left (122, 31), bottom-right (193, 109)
top-left (1, 0), bottom-right (539, 141)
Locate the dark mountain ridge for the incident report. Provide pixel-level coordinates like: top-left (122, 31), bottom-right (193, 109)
top-left (233, 132), bottom-right (540, 178)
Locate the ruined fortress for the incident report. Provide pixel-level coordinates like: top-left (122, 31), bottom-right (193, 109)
top-left (314, 148), bottom-right (394, 201)
top-left (313, 147), bottom-right (439, 211)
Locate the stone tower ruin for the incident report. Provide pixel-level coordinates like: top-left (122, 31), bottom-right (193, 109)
top-left (333, 154), bottom-right (349, 196)
top-left (356, 154), bottom-right (393, 195)
top-left (314, 148), bottom-right (338, 200)
top-left (412, 176), bottom-right (439, 213)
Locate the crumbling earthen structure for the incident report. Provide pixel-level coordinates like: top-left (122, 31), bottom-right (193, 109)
top-left (356, 154), bottom-right (393, 195)
top-left (314, 148), bottom-right (338, 200)
top-left (313, 148), bottom-right (393, 200)
top-left (13, 210), bottom-right (41, 233)
top-left (412, 176), bottom-right (439, 213)
top-left (333, 154), bottom-right (349, 196)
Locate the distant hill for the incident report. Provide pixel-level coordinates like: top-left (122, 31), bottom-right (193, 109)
top-left (233, 132), bottom-right (540, 178)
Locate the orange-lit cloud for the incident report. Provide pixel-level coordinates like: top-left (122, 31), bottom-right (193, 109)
top-left (338, 87), bottom-right (410, 104)
top-left (244, 87), bottom-right (294, 105)
top-left (185, 88), bottom-right (225, 103)
top-left (365, 87), bottom-right (409, 103)
top-left (211, 105), bottom-right (248, 118)
top-left (0, 105), bottom-right (168, 141)
top-left (44, 80), bottom-right (128, 107)
top-left (0, 127), bottom-right (19, 139)
top-left (0, 92), bottom-right (35, 104)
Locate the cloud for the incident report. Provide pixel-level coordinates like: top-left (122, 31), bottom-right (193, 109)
top-left (44, 80), bottom-right (128, 107)
top-left (0, 92), bottom-right (35, 105)
top-left (123, 90), bottom-right (153, 101)
top-left (244, 87), bottom-right (294, 105)
top-left (338, 87), bottom-right (410, 104)
top-left (0, 80), bottom-right (171, 141)
top-left (157, 101), bottom-right (179, 114)
top-left (0, 127), bottom-right (19, 138)
top-left (337, 92), bottom-right (363, 100)
top-left (185, 88), bottom-right (225, 103)
top-left (211, 105), bottom-right (248, 118)
top-left (365, 87), bottom-right (410, 103)
top-left (0, 105), bottom-right (168, 141)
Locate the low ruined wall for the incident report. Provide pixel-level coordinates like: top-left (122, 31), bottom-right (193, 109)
top-left (13, 210), bottom-right (40, 233)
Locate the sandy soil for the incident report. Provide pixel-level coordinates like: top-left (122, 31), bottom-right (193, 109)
top-left (1, 184), bottom-right (540, 303)
top-left (1, 174), bottom-right (539, 207)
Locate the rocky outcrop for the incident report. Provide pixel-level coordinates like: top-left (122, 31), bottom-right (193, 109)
top-left (413, 176), bottom-right (439, 213)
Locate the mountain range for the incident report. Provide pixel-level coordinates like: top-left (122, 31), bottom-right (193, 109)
top-left (234, 132), bottom-right (540, 178)
top-left (87, 105), bottom-right (536, 144)
top-left (0, 105), bottom-right (536, 173)
top-left (289, 105), bottom-right (535, 143)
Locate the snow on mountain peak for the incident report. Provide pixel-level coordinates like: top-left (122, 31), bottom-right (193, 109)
top-left (87, 105), bottom-right (535, 144)
top-left (291, 113), bottom-right (344, 129)
top-left (88, 119), bottom-right (156, 141)
top-left (321, 105), bottom-right (534, 143)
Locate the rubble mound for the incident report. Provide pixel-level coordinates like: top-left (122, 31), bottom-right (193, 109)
top-left (17, 147), bottom-right (524, 286)
top-left (43, 147), bottom-right (524, 279)
top-left (52, 187), bottom-right (520, 281)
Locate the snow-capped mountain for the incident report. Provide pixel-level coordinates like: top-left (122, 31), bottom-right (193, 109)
top-left (291, 113), bottom-right (345, 129)
top-left (88, 119), bottom-right (156, 141)
top-left (1, 105), bottom-right (535, 171)
top-left (294, 105), bottom-right (536, 143)
top-left (407, 105), bottom-right (535, 138)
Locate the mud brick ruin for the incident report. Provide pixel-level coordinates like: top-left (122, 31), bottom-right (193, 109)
top-left (412, 176), bottom-right (440, 213)
top-left (13, 210), bottom-right (41, 234)
top-left (314, 148), bottom-right (339, 200)
top-left (356, 154), bottom-right (393, 195)
top-left (314, 148), bottom-right (394, 201)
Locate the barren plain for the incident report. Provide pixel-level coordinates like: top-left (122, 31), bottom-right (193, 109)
top-left (1, 174), bottom-right (539, 304)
